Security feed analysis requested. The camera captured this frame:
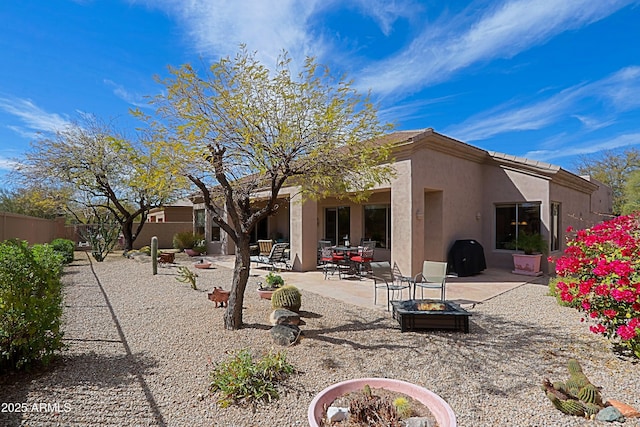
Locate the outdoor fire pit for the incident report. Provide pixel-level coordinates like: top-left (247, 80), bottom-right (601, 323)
top-left (390, 299), bottom-right (471, 333)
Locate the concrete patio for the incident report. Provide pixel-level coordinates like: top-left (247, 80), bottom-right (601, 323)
top-left (205, 255), bottom-right (550, 312)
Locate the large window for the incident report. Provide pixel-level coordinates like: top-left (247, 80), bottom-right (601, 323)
top-left (195, 209), bottom-right (205, 236)
top-left (325, 207), bottom-right (350, 245)
top-left (250, 217), bottom-right (268, 243)
top-left (364, 204), bottom-right (391, 249)
top-left (550, 202), bottom-right (560, 251)
top-left (495, 202), bottom-right (541, 250)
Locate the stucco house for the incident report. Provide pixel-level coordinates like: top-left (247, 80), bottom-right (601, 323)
top-left (147, 199), bottom-right (194, 223)
top-left (191, 129), bottom-right (612, 277)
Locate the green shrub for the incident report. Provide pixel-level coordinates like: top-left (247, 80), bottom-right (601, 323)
top-left (172, 231), bottom-right (204, 251)
top-left (209, 349), bottom-right (295, 407)
top-left (548, 276), bottom-right (580, 308)
top-left (0, 240), bottom-right (65, 372)
top-left (50, 238), bottom-right (75, 264)
top-left (139, 245), bottom-right (152, 255)
top-left (265, 272), bottom-right (285, 289)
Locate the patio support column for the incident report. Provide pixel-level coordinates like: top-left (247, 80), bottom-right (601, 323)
top-left (391, 161), bottom-right (425, 277)
top-left (289, 192), bottom-right (318, 271)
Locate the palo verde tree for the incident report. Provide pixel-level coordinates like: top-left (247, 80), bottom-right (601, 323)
top-left (145, 48), bottom-right (395, 330)
top-left (575, 148), bottom-right (640, 215)
top-left (17, 115), bottom-right (186, 252)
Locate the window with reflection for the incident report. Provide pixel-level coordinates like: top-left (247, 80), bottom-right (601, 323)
top-left (495, 202), bottom-right (541, 249)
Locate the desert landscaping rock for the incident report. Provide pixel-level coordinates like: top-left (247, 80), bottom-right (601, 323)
top-left (270, 324), bottom-right (301, 346)
top-left (270, 308), bottom-right (302, 326)
top-left (0, 251), bottom-right (639, 426)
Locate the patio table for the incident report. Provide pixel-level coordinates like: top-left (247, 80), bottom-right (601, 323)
top-left (331, 246), bottom-right (361, 279)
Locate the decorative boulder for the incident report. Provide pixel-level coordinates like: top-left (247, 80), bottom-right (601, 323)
top-left (270, 324), bottom-right (301, 346)
top-left (269, 309), bottom-right (302, 326)
top-left (607, 400), bottom-right (640, 418)
top-left (595, 406), bottom-right (625, 423)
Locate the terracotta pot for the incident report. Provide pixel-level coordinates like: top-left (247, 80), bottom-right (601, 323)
top-left (184, 248), bottom-right (200, 257)
top-left (194, 262), bottom-right (212, 269)
top-left (308, 378), bottom-right (456, 427)
top-left (257, 289), bottom-right (275, 300)
top-left (512, 253), bottom-right (543, 276)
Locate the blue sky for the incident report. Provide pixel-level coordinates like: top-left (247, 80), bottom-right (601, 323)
top-left (1, 0), bottom-right (640, 182)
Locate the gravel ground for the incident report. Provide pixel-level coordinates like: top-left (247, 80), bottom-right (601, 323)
top-left (1, 251), bottom-right (639, 427)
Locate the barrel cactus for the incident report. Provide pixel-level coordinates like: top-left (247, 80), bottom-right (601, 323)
top-left (271, 285), bottom-right (302, 312)
top-left (542, 359), bottom-right (603, 418)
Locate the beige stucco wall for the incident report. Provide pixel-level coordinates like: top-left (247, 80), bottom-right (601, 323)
top-left (188, 130), bottom-right (613, 278)
top-left (0, 212), bottom-right (66, 244)
top-left (393, 146), bottom-right (485, 277)
top-left (482, 164), bottom-right (551, 271)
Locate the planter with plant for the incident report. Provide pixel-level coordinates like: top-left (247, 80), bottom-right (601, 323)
top-left (257, 272), bottom-right (285, 299)
top-left (173, 231), bottom-right (206, 256)
top-left (308, 378), bottom-right (456, 427)
top-left (506, 231), bottom-right (548, 276)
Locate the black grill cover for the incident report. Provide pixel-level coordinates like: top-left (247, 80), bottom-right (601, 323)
top-left (447, 239), bottom-right (486, 277)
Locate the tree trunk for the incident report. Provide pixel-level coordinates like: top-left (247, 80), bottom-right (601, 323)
top-left (121, 218), bottom-right (135, 251)
top-left (224, 234), bottom-right (252, 330)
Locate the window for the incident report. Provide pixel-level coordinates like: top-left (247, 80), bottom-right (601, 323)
top-left (550, 202), bottom-right (560, 251)
top-left (495, 202), bottom-right (541, 250)
top-left (195, 209), bottom-right (205, 236)
top-left (211, 225), bottom-right (221, 242)
top-left (250, 217), bottom-right (268, 243)
top-left (325, 207), bottom-right (350, 245)
top-left (364, 204), bottom-right (391, 248)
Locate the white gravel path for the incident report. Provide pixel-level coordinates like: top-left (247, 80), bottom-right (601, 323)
top-left (0, 251), bottom-right (638, 427)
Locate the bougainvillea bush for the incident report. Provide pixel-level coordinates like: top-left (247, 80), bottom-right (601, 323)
top-left (550, 213), bottom-right (640, 359)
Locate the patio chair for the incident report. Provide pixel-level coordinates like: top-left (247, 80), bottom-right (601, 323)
top-left (250, 242), bottom-right (290, 270)
top-left (350, 246), bottom-right (374, 277)
top-left (320, 246), bottom-right (345, 279)
top-left (413, 261), bottom-right (448, 301)
top-left (257, 239), bottom-right (274, 256)
top-left (370, 261), bottom-right (411, 311)
top-left (318, 240), bottom-right (332, 263)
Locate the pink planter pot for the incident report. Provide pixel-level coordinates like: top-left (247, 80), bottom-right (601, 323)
top-left (512, 254), bottom-right (543, 276)
top-left (257, 289), bottom-right (275, 300)
top-left (184, 248), bottom-right (200, 257)
top-left (194, 262), bottom-right (212, 269)
top-left (308, 378), bottom-right (456, 427)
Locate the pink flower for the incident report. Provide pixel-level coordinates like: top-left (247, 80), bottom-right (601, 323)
top-left (581, 300), bottom-right (591, 311)
top-left (603, 309), bottom-right (618, 319)
top-left (595, 285), bottom-right (609, 296)
top-left (590, 324), bottom-right (606, 334)
top-left (611, 288), bottom-right (636, 303)
top-left (616, 324), bottom-right (637, 340)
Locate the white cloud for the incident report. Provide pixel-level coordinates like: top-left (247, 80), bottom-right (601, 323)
top-left (138, 0), bottom-right (325, 69)
top-left (349, 0), bottom-right (420, 36)
top-left (0, 156), bottom-right (18, 171)
top-left (0, 96), bottom-right (72, 136)
top-left (103, 79), bottom-right (149, 108)
top-left (524, 132), bottom-right (640, 161)
top-left (446, 66), bottom-right (640, 141)
top-left (356, 0), bottom-right (637, 96)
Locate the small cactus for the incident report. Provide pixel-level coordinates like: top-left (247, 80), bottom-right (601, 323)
top-left (543, 359), bottom-right (603, 418)
top-left (176, 266), bottom-right (198, 290)
top-left (271, 285), bottom-right (302, 312)
top-left (578, 384), bottom-right (602, 406)
top-left (151, 236), bottom-right (158, 275)
top-left (552, 381), bottom-right (567, 393)
top-left (583, 402), bottom-right (601, 417)
top-left (567, 358), bottom-right (583, 375)
top-left (393, 396), bottom-right (412, 418)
